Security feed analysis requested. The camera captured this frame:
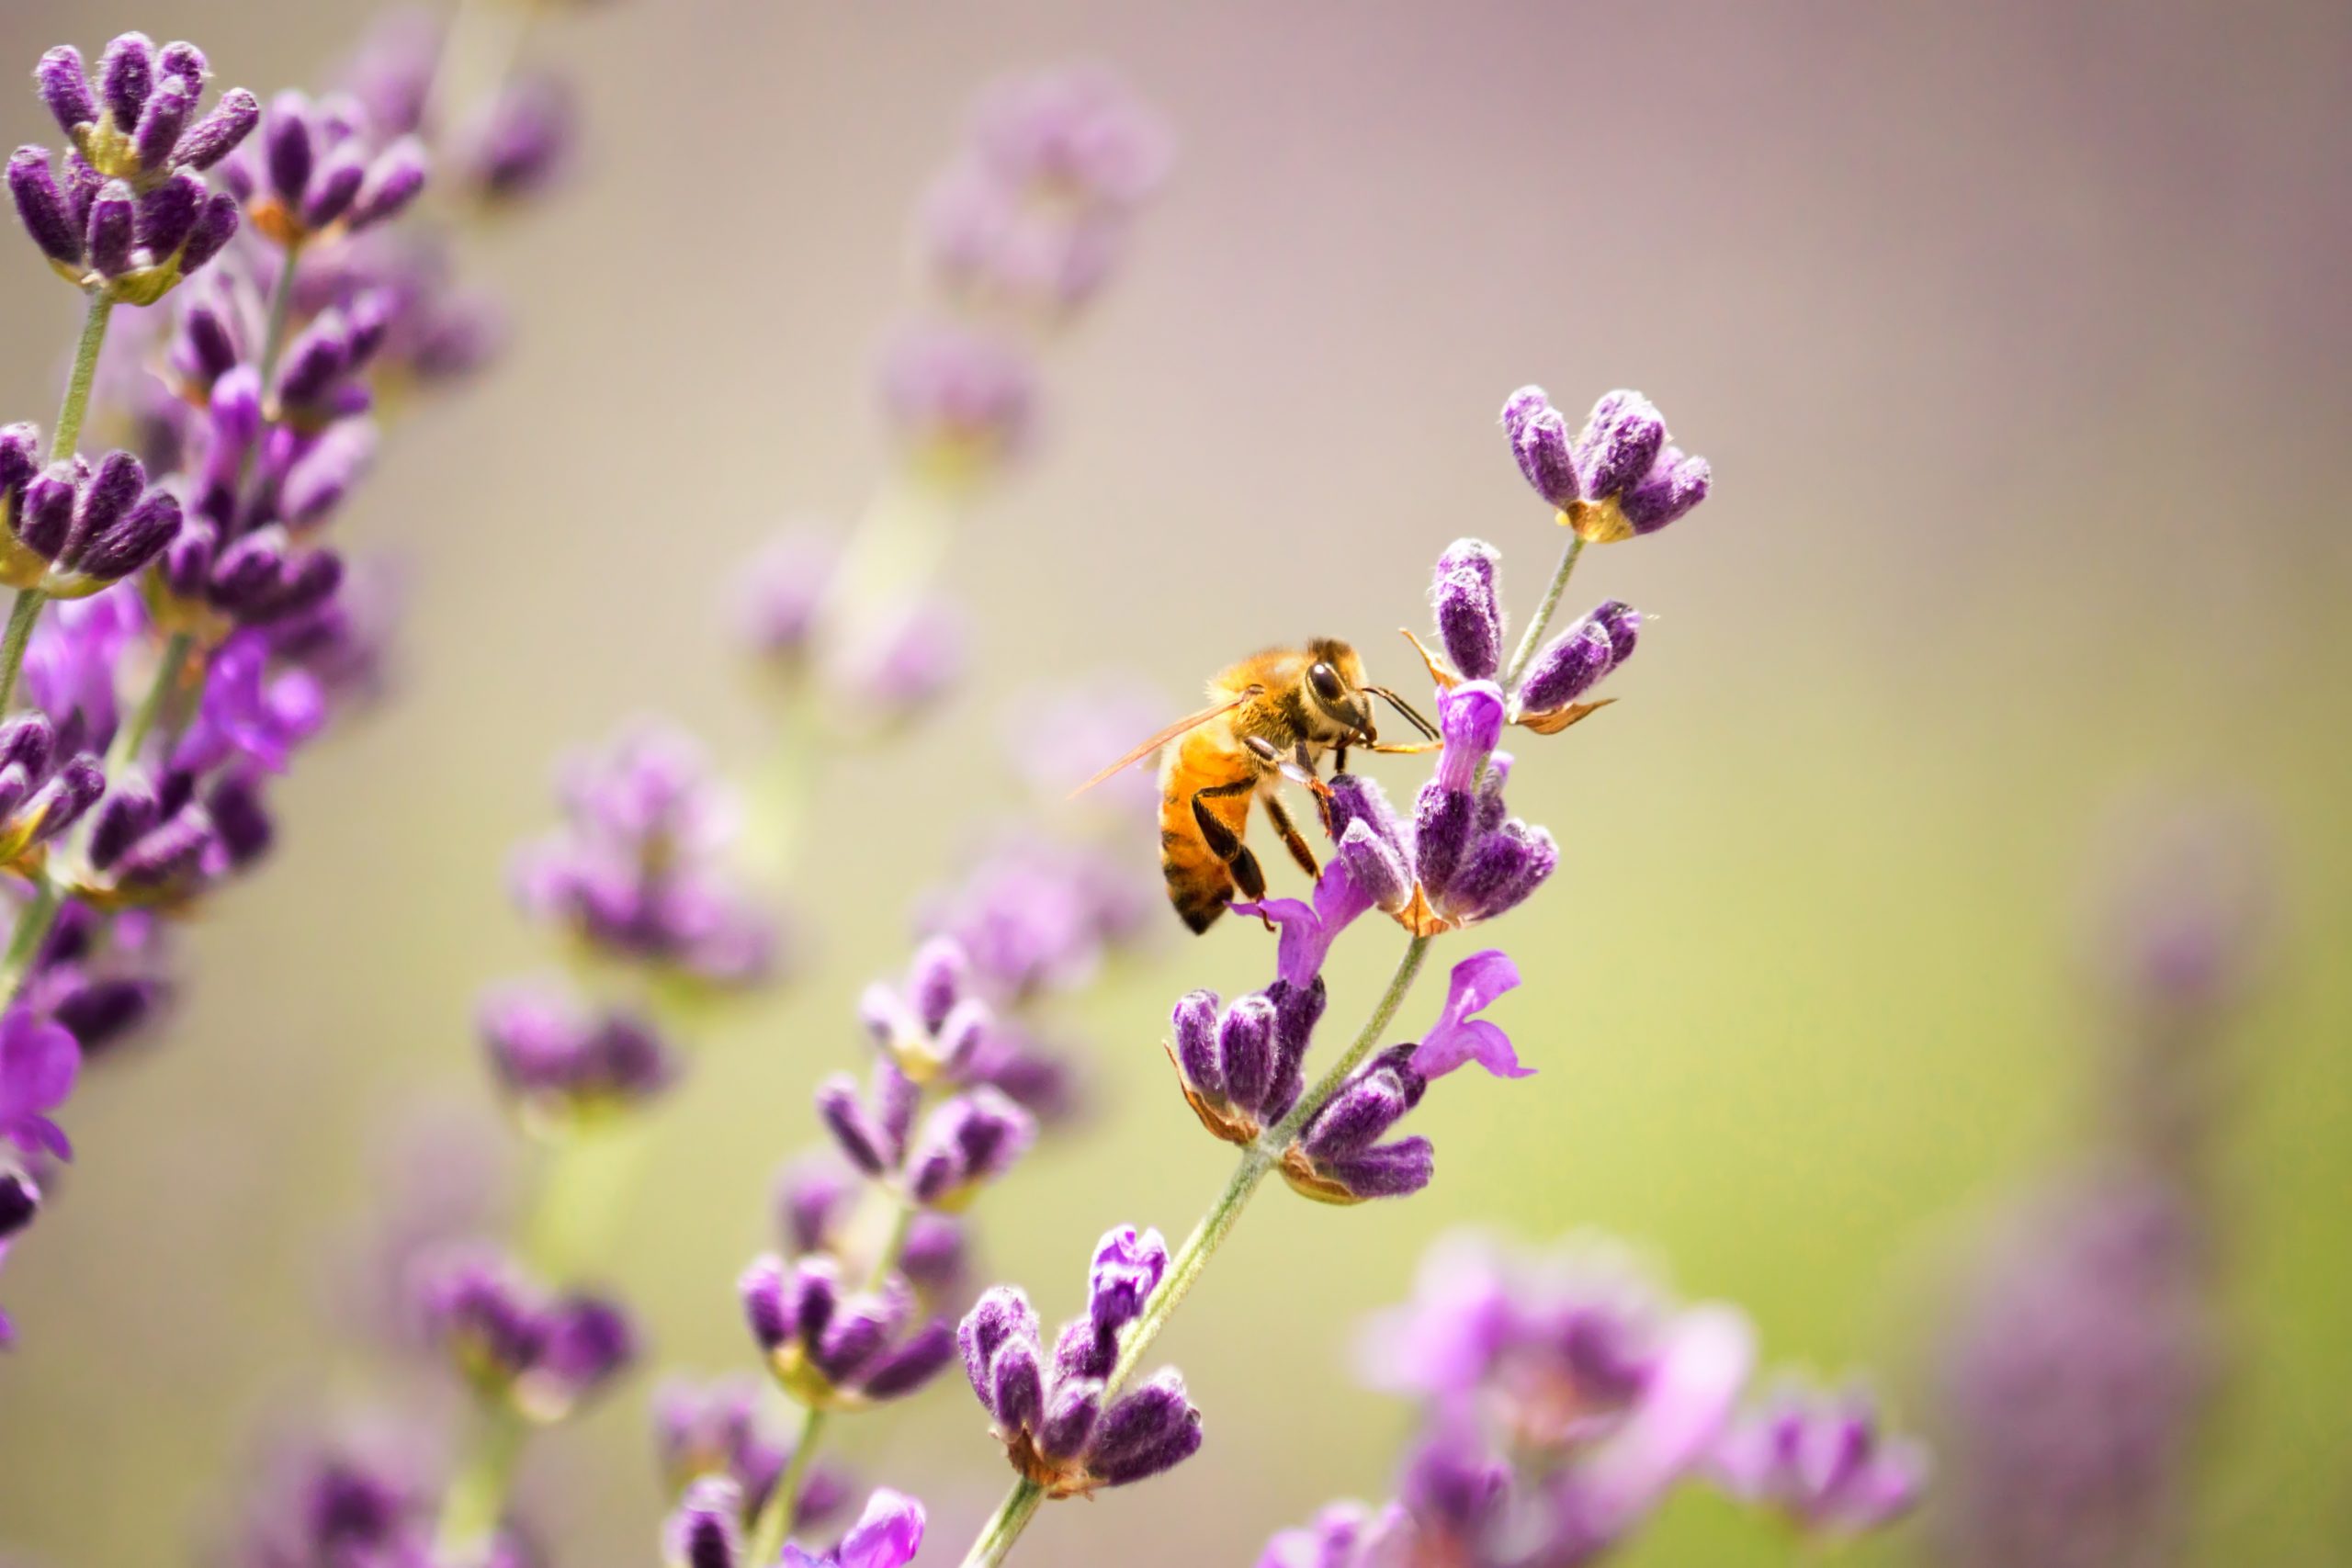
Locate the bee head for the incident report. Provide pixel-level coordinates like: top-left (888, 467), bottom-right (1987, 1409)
top-left (1303, 637), bottom-right (1376, 739)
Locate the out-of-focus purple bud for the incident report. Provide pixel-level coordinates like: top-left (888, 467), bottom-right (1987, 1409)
top-left (1713, 1380), bottom-right (1928, 1538)
top-left (36, 49), bottom-right (96, 137)
top-left (1431, 538), bottom-right (1504, 680)
top-left (349, 136), bottom-right (427, 229)
top-left (301, 141), bottom-right (367, 230)
top-left (76, 489), bottom-right (180, 582)
top-left (1086, 1371), bottom-right (1204, 1485)
top-left (0, 1169), bottom-right (38, 1239)
top-left (174, 88), bottom-right (260, 173)
top-left (177, 192), bottom-right (240, 276)
top-left (276, 308), bottom-right (353, 406)
top-left (907, 1088), bottom-right (1035, 1209)
top-left (84, 179), bottom-right (136, 276)
top-left (664, 1475), bottom-right (742, 1568)
top-left (283, 421), bottom-right (375, 526)
top-left (265, 91), bottom-right (314, 207)
top-left (8, 148), bottom-right (81, 267)
top-left (99, 33), bottom-right (158, 135)
top-left (16, 467), bottom-right (78, 562)
top-left (461, 75), bottom-right (572, 202)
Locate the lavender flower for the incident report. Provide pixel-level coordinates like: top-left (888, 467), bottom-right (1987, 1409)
top-left (668, 1480), bottom-right (925, 1568)
top-left (233, 89), bottom-right (427, 248)
top-left (456, 74), bottom-right (574, 204)
top-left (877, 320), bottom-right (1037, 489)
top-left (417, 1245), bottom-right (638, 1423)
top-left (1430, 538), bottom-right (1506, 682)
top-left (958, 1224), bottom-right (1203, 1495)
top-left (1256, 1500), bottom-right (1419, 1568)
top-left (1333, 1231), bottom-right (1760, 1560)
top-left (775, 1155), bottom-right (967, 1308)
top-left (1502, 386), bottom-right (1712, 542)
top-left (652, 1374), bottom-right (853, 1532)
top-left (858, 936), bottom-right (992, 1085)
top-left (1166, 976), bottom-right (1325, 1145)
top-left (0, 1006), bottom-right (77, 1161)
top-left (921, 830), bottom-right (1155, 1005)
top-left (1512, 600), bottom-right (1640, 730)
top-left (0, 714), bottom-right (106, 872)
top-left (0, 434), bottom-right (184, 599)
top-left (822, 591), bottom-right (968, 729)
top-left (12, 34), bottom-right (250, 299)
top-left (904, 1086), bottom-right (1035, 1209)
top-left (1713, 1379), bottom-right (1928, 1537)
top-left (737, 524), bottom-right (839, 671)
top-left (511, 723), bottom-right (780, 991)
top-left (1271, 952), bottom-right (1521, 1204)
top-left (739, 1252), bottom-right (956, 1410)
top-left (479, 982), bottom-right (681, 1130)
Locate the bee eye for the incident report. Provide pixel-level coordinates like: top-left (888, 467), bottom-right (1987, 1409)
top-left (1307, 662), bottom-right (1345, 704)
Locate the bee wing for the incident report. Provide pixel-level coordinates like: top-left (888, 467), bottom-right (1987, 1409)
top-left (1068, 687), bottom-right (1264, 798)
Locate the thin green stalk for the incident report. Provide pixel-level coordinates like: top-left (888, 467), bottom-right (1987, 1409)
top-left (960, 1480), bottom-right (1046, 1568)
top-left (432, 1402), bottom-right (527, 1562)
top-left (105, 630), bottom-right (195, 777)
top-left (51, 290), bottom-right (116, 461)
top-left (0, 877), bottom-right (62, 1003)
top-left (1502, 532), bottom-right (1588, 689)
top-left (960, 934), bottom-right (1434, 1568)
top-left (0, 591), bottom-right (45, 713)
top-left (743, 1405), bottom-right (831, 1568)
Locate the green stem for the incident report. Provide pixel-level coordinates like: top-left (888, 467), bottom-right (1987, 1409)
top-left (0, 877), bottom-right (62, 1004)
top-left (960, 934), bottom-right (1434, 1567)
top-left (743, 1405), bottom-right (830, 1568)
top-left (0, 590), bottom-right (45, 713)
top-left (51, 290), bottom-right (115, 461)
top-left (432, 1403), bottom-right (527, 1562)
top-left (105, 630), bottom-right (194, 778)
top-left (1501, 532), bottom-right (1588, 689)
top-left (960, 1480), bottom-right (1046, 1568)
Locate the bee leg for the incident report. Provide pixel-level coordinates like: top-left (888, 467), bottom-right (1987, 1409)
top-left (1262, 792), bottom-right (1321, 882)
top-left (1190, 782), bottom-right (1267, 904)
top-left (1331, 743), bottom-right (1350, 775)
top-left (1242, 736), bottom-right (1329, 798)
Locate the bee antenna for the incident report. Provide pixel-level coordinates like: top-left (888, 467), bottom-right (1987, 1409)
top-left (1366, 686), bottom-right (1439, 739)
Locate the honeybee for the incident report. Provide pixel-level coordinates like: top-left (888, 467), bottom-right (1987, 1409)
top-left (1076, 639), bottom-right (1438, 932)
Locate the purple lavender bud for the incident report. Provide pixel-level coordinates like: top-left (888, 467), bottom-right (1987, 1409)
top-left (1620, 449), bottom-right (1712, 535)
top-left (156, 41), bottom-right (205, 93)
top-left (1500, 384), bottom-right (1548, 442)
top-left (1413, 780), bottom-right (1474, 898)
top-left (0, 715), bottom-right (51, 777)
top-left (1434, 682), bottom-right (1505, 793)
top-left (98, 34), bottom-right (157, 134)
top-left (1713, 1381), bottom-right (1928, 1537)
top-left (664, 1476), bottom-right (742, 1568)
top-left (1035, 1376), bottom-right (1103, 1463)
top-left (1593, 598), bottom-right (1642, 660)
top-left (1576, 390), bottom-right (1668, 503)
top-left (1086, 1371), bottom-right (1204, 1485)
top-left (349, 136), bottom-right (427, 229)
top-left (1170, 988), bottom-right (1222, 1099)
top-left (908, 1088), bottom-right (1035, 1207)
top-left (108, 806), bottom-right (216, 890)
top-left (1514, 406), bottom-right (1579, 509)
top-left (206, 773), bottom-right (273, 868)
top-left (131, 75), bottom-right (194, 173)
top-left (1300, 1052), bottom-right (1423, 1163)
top-left (302, 141), bottom-right (367, 231)
top-left (160, 518), bottom-right (215, 600)
top-left (1216, 992), bottom-right (1277, 1113)
top-left (24, 758), bottom-right (101, 847)
top-left (463, 75), bottom-right (573, 202)
top-left (1326, 1140), bottom-right (1435, 1201)
top-left (1443, 821), bottom-right (1558, 925)
top-left (1325, 772), bottom-right (1406, 859)
top-left (1431, 538), bottom-right (1504, 680)
top-left (59, 152), bottom-right (99, 233)
top-left (283, 421), bottom-right (375, 526)
top-left (67, 450), bottom-right (143, 553)
top-left (257, 547), bottom-right (343, 625)
top-left (265, 91), bottom-right (314, 207)
top-left (522, 1293), bottom-right (637, 1417)
top-left (0, 1169), bottom-right (37, 1239)
top-left (176, 193), bottom-right (239, 276)
top-left (134, 171), bottom-right (201, 257)
top-left (993, 1336), bottom-right (1051, 1437)
top-left (76, 489), bottom-right (180, 582)
top-left (907, 935), bottom-right (967, 1031)
top-left (1517, 621), bottom-right (1616, 716)
top-left (859, 1318), bottom-right (958, 1398)
top-left (0, 423), bottom-right (42, 496)
top-left (276, 310), bottom-right (353, 406)
top-left (209, 525), bottom-right (288, 607)
top-left (815, 1074), bottom-right (891, 1178)
top-left (85, 178), bottom-right (135, 276)
top-left (36, 49), bottom-right (96, 137)
top-left (811, 1276), bottom-right (904, 1382)
top-left (419, 1248), bottom-right (548, 1391)
top-left (1337, 818), bottom-right (1411, 913)
top-left (210, 366), bottom-right (264, 447)
top-left (16, 466), bottom-right (78, 561)
top-left (738, 1255), bottom-right (795, 1351)
top-left (1087, 1224), bottom-right (1168, 1337)
top-left (959, 1287), bottom-right (1039, 1407)
top-left (10, 148), bottom-right (81, 266)
top-left (174, 88), bottom-right (259, 173)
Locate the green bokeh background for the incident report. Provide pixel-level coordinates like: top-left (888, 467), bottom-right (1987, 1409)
top-left (0, 1), bottom-right (2346, 1563)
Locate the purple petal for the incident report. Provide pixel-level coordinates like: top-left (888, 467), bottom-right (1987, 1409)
top-left (1409, 950), bottom-right (1528, 1079)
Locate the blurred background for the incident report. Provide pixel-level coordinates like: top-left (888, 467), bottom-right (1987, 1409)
top-left (0, 0), bottom-right (2346, 1563)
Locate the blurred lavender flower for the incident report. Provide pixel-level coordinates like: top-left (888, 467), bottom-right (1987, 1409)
top-left (775, 1155), bottom-right (968, 1310)
top-left (0, 713), bottom-right (106, 873)
top-left (1713, 1379), bottom-right (1928, 1538)
top-left (456, 73), bottom-right (575, 204)
top-left (0, 431), bottom-right (184, 600)
top-left (0, 1006), bottom-right (77, 1162)
top-left (877, 320), bottom-right (1037, 491)
top-left (665, 1479), bottom-right (924, 1568)
top-left (511, 723), bottom-right (781, 993)
top-left (226, 88), bottom-right (426, 249)
top-left (417, 1245), bottom-right (638, 1423)
top-left (959, 1224), bottom-right (1203, 1495)
top-left (478, 982), bottom-right (681, 1131)
top-left (652, 1373), bottom-right (853, 1533)
top-left (739, 1252), bottom-right (956, 1411)
top-left (14, 899), bottom-right (172, 1057)
top-left (919, 829), bottom-right (1155, 1005)
top-left (737, 523), bottom-right (840, 674)
top-left (822, 590), bottom-right (968, 729)
top-left (229, 1419), bottom-right (466, 1568)
top-left (1501, 386), bottom-right (1712, 543)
